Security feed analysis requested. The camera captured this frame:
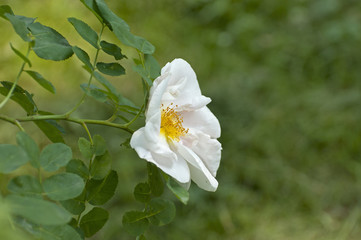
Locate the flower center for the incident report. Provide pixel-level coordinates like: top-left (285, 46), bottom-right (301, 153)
top-left (160, 103), bottom-right (188, 141)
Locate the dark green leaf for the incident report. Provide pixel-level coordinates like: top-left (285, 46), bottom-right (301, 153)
top-left (72, 46), bottom-right (93, 70)
top-left (43, 173), bottom-right (85, 201)
top-left (0, 5), bottom-right (13, 20)
top-left (78, 137), bottom-right (93, 159)
top-left (122, 211), bottom-right (149, 236)
top-left (133, 65), bottom-right (152, 86)
top-left (34, 120), bottom-right (65, 143)
top-left (147, 162), bottom-right (164, 197)
top-left (7, 195), bottom-right (72, 225)
top-left (0, 144), bottom-right (28, 173)
top-left (66, 159), bottom-right (89, 180)
top-left (40, 143), bottom-right (72, 171)
top-left (90, 151), bottom-right (111, 180)
top-left (16, 131), bottom-right (40, 168)
top-left (166, 177), bottom-right (189, 205)
top-left (10, 43), bottom-right (32, 67)
top-left (134, 183), bottom-right (151, 203)
top-left (93, 134), bottom-right (107, 156)
top-left (93, 71), bottom-right (119, 100)
top-left (5, 13), bottom-right (33, 41)
top-left (95, 0), bottom-right (155, 54)
top-left (137, 235), bottom-right (147, 240)
top-left (61, 198), bottom-right (85, 216)
top-left (80, 207), bottom-right (109, 237)
top-left (145, 54), bottom-right (161, 80)
top-left (7, 175), bottom-right (42, 198)
top-left (25, 70), bottom-right (55, 94)
top-left (68, 17), bottom-right (99, 49)
top-left (87, 170), bottom-right (118, 205)
top-left (80, 83), bottom-right (107, 102)
top-left (147, 198), bottom-right (176, 226)
top-left (79, 0), bottom-right (103, 24)
top-left (100, 40), bottom-right (125, 60)
top-left (0, 82), bottom-right (37, 114)
top-left (28, 22), bottom-right (73, 61)
top-left (96, 62), bottom-right (125, 76)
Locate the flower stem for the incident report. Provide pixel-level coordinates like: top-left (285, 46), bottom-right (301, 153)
top-left (0, 43), bottom-right (31, 110)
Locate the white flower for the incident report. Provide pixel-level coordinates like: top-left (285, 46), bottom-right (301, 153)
top-left (130, 58), bottom-right (222, 191)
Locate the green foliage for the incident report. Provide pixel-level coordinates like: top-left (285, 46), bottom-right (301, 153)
top-left (80, 207), bottom-right (109, 237)
top-left (72, 46), bottom-right (94, 71)
top-left (39, 143), bottom-right (72, 172)
top-left (96, 62), bottom-right (125, 76)
top-left (147, 162), bottom-right (164, 197)
top-left (43, 173), bottom-right (85, 201)
top-left (87, 170), bottom-right (118, 205)
top-left (0, 144), bottom-right (28, 173)
top-left (7, 175), bottom-right (42, 198)
top-left (10, 43), bottom-right (31, 67)
top-left (68, 17), bottom-right (99, 49)
top-left (134, 182), bottom-right (151, 203)
top-left (24, 70), bottom-right (55, 94)
top-left (165, 177), bottom-right (189, 205)
top-left (100, 40), bottom-right (126, 60)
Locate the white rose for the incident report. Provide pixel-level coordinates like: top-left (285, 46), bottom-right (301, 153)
top-left (130, 58), bottom-right (222, 191)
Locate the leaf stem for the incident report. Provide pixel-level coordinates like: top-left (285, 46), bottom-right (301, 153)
top-left (0, 114), bottom-right (25, 131)
top-left (0, 43), bottom-right (31, 110)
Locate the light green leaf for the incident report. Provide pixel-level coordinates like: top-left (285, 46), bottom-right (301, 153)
top-left (122, 211), bottom-right (149, 236)
top-left (28, 22), bottom-right (73, 61)
top-left (16, 131), bottom-right (40, 168)
top-left (80, 207), bottom-right (109, 237)
top-left (87, 170), bottom-right (118, 205)
top-left (166, 177), bottom-right (189, 205)
top-left (90, 151), bottom-right (111, 180)
top-left (93, 134), bottom-right (107, 156)
top-left (80, 83), bottom-right (107, 102)
top-left (19, 221), bottom-right (82, 240)
top-left (7, 175), bottom-right (42, 198)
top-left (25, 70), bottom-right (55, 94)
top-left (147, 198), bottom-right (176, 226)
top-left (0, 144), bottom-right (28, 173)
top-left (147, 162), bottom-right (164, 197)
top-left (145, 54), bottom-right (161, 80)
top-left (43, 173), bottom-right (85, 201)
top-left (5, 13), bottom-right (33, 41)
top-left (72, 46), bottom-right (93, 70)
top-left (7, 195), bottom-right (72, 226)
top-left (68, 17), bottom-right (99, 49)
top-left (96, 62), bottom-right (125, 76)
top-left (134, 183), bottom-right (151, 203)
top-left (100, 40), bottom-right (126, 60)
top-left (66, 159), bottom-right (89, 180)
top-left (40, 143), bottom-right (72, 171)
top-left (78, 137), bottom-right (93, 159)
top-left (10, 43), bottom-right (32, 67)
top-left (133, 65), bottom-right (152, 86)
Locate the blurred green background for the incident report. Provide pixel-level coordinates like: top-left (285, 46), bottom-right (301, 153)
top-left (1, 0), bottom-right (361, 239)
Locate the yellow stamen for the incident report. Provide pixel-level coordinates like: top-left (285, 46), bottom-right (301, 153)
top-left (160, 103), bottom-right (188, 141)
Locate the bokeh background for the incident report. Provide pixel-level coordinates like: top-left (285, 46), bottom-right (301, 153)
top-left (1, 0), bottom-right (361, 239)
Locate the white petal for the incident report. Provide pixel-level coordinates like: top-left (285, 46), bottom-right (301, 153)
top-left (181, 106), bottom-right (221, 138)
top-left (181, 130), bottom-right (222, 177)
top-left (131, 127), bottom-right (190, 183)
top-left (176, 143), bottom-right (218, 192)
top-left (146, 71), bottom-right (170, 119)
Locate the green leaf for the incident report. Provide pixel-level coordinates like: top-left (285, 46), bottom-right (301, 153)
top-left (80, 83), bottom-right (107, 102)
top-left (166, 177), bottom-right (189, 205)
top-left (78, 137), bottom-right (93, 159)
top-left (134, 183), bottom-right (151, 203)
top-left (0, 5), bottom-right (14, 20)
top-left (147, 162), bottom-right (164, 197)
top-left (5, 13), bottom-right (33, 41)
top-left (96, 62), bottom-right (125, 76)
top-left (19, 221), bottom-right (82, 240)
top-left (66, 159), bottom-right (89, 180)
top-left (24, 70), bottom-right (55, 94)
top-left (133, 65), bottom-right (152, 86)
top-left (40, 143), bottom-right (72, 171)
top-left (7, 195), bottom-right (72, 226)
top-left (87, 170), bottom-right (118, 205)
top-left (16, 131), bottom-right (40, 168)
top-left (122, 211), bottom-right (149, 236)
top-left (0, 82), bottom-right (37, 114)
top-left (80, 207), bottom-right (109, 237)
top-left (90, 151), bottom-right (111, 180)
top-left (28, 22), bottom-right (73, 61)
top-left (93, 134), bottom-right (107, 156)
top-left (68, 17), bottom-right (99, 49)
top-left (100, 40), bottom-right (125, 60)
top-left (0, 144), bottom-right (28, 173)
top-left (43, 173), bottom-right (85, 201)
top-left (145, 54), bottom-right (161, 80)
top-left (95, 0), bottom-right (155, 54)
top-left (137, 235), bottom-right (147, 240)
top-left (79, 0), bottom-right (103, 24)
top-left (10, 43), bottom-right (32, 67)
top-left (60, 198), bottom-right (85, 216)
top-left (72, 46), bottom-right (93, 70)
top-left (7, 175), bottom-right (42, 198)
top-left (35, 120), bottom-right (65, 143)
top-left (147, 198), bottom-right (176, 226)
